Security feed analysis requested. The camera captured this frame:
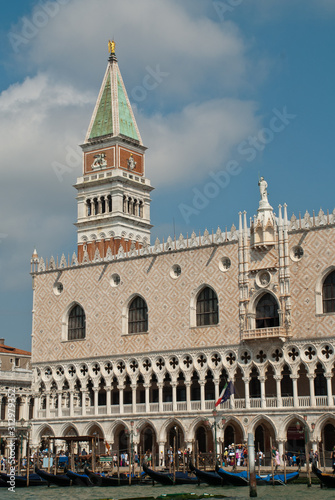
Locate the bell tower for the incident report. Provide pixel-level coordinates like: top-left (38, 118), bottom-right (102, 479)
top-left (75, 41), bottom-right (153, 262)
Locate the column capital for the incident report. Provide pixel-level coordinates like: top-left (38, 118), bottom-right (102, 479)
top-left (242, 377), bottom-right (251, 383)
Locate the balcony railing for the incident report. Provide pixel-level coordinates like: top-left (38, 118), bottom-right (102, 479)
top-left (282, 397), bottom-right (294, 407)
top-left (241, 327), bottom-right (287, 341)
top-left (266, 397), bottom-right (277, 408)
top-left (250, 398), bottom-right (261, 408)
top-left (123, 404), bottom-right (132, 414)
top-left (33, 392), bottom-right (334, 419)
top-left (298, 396), bottom-right (310, 407)
top-left (235, 399), bottom-right (245, 409)
top-left (177, 402), bottom-right (187, 411)
top-left (315, 395), bottom-right (328, 406)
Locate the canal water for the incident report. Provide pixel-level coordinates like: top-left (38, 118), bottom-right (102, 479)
top-left (0, 482), bottom-right (333, 500)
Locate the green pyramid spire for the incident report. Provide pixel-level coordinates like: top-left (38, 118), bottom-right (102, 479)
top-left (117, 76), bottom-right (139, 141)
top-left (86, 46), bottom-right (142, 144)
top-left (89, 73), bottom-right (113, 139)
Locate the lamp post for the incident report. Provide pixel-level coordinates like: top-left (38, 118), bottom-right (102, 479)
top-left (205, 410), bottom-right (226, 465)
top-left (213, 410), bottom-right (218, 463)
top-left (126, 421), bottom-right (139, 484)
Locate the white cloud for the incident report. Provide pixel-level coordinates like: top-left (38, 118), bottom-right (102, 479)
top-left (1, 0), bottom-right (265, 292)
top-left (10, 0), bottom-right (254, 101)
top-left (0, 73), bottom-right (94, 290)
top-left (140, 98), bottom-right (260, 186)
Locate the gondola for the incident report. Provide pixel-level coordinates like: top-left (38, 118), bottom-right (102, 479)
top-left (312, 463), bottom-right (335, 488)
top-left (260, 471), bottom-right (299, 485)
top-left (0, 472), bottom-right (48, 487)
top-left (215, 466), bottom-right (249, 486)
top-left (0, 477), bottom-right (9, 487)
top-left (84, 467), bottom-right (141, 486)
top-left (65, 469), bottom-right (95, 486)
top-left (35, 467), bottom-right (72, 486)
top-left (143, 462), bottom-right (198, 485)
top-left (216, 465), bottom-right (299, 486)
top-left (189, 461), bottom-right (227, 486)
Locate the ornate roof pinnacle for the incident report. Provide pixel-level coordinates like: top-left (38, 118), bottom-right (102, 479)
top-left (108, 39), bottom-right (117, 62)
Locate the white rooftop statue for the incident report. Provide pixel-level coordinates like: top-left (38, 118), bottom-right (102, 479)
top-left (258, 176), bottom-right (269, 205)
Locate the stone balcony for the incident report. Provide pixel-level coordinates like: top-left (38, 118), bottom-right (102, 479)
top-left (35, 395), bottom-right (332, 420)
top-left (241, 327), bottom-right (288, 341)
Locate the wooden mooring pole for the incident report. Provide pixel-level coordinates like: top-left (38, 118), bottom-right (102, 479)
top-left (248, 433), bottom-right (257, 497)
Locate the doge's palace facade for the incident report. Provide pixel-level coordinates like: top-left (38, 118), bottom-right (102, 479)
top-left (30, 43), bottom-right (335, 459)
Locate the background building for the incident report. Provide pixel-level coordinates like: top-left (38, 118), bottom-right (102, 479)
top-left (0, 338), bottom-right (32, 457)
top-left (29, 44), bottom-right (335, 460)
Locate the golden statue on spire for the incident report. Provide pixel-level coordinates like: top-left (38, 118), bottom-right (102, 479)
top-left (108, 39), bottom-right (115, 54)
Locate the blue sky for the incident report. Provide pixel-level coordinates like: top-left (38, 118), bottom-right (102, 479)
top-left (0, 0), bottom-right (334, 351)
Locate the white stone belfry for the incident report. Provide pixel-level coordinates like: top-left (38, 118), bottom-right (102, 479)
top-left (250, 176), bottom-right (276, 248)
top-left (74, 43), bottom-right (153, 262)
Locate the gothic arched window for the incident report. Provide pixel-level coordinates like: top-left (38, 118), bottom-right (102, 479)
top-left (196, 287), bottom-right (219, 326)
top-left (323, 271), bottom-right (335, 313)
top-left (128, 296), bottom-right (148, 334)
top-left (68, 304), bottom-right (86, 340)
top-left (256, 293), bottom-right (279, 329)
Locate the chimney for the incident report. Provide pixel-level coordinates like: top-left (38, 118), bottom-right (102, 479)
top-left (0, 338), bottom-right (4, 345)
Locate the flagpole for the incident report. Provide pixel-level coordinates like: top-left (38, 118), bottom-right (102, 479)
top-left (212, 409), bottom-right (218, 464)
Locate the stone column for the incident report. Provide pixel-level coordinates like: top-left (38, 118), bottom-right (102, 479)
top-left (158, 383), bottom-right (163, 413)
top-left (259, 376), bottom-right (266, 408)
top-left (33, 395), bottom-right (39, 419)
top-left (291, 375), bottom-right (299, 407)
top-left (57, 392), bottom-right (62, 418)
top-left (172, 382), bottom-right (177, 412)
top-left (200, 382), bottom-right (205, 411)
top-left (243, 377), bottom-right (250, 409)
top-left (69, 390), bottom-right (74, 417)
top-left (93, 388), bottom-right (99, 416)
top-left (185, 382), bottom-right (191, 412)
top-left (144, 383), bottom-right (150, 414)
top-left (274, 376), bottom-right (282, 408)
top-left (118, 385), bottom-right (124, 414)
top-left (312, 441), bottom-right (318, 453)
top-left (326, 374), bottom-right (333, 406)
top-left (90, 200), bottom-right (94, 216)
top-left (45, 392), bottom-right (50, 419)
top-left (106, 384), bottom-right (111, 414)
top-left (21, 396), bottom-right (28, 421)
top-left (308, 375), bottom-right (316, 407)
top-left (278, 439), bottom-right (285, 462)
top-left (81, 390), bottom-right (87, 416)
top-left (214, 379), bottom-right (219, 403)
top-left (131, 384), bottom-right (137, 414)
